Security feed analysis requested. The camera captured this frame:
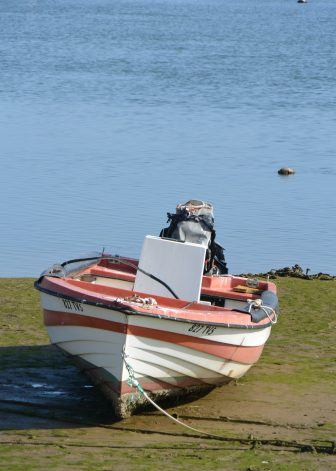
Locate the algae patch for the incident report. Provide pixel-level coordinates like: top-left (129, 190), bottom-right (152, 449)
top-left (0, 277), bottom-right (335, 470)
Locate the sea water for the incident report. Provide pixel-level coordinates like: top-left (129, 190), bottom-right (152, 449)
top-left (0, 0), bottom-right (335, 276)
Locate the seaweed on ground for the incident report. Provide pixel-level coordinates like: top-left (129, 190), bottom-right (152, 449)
top-left (238, 264), bottom-right (335, 281)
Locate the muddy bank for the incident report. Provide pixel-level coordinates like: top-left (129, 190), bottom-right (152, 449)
top-left (0, 278), bottom-right (335, 470)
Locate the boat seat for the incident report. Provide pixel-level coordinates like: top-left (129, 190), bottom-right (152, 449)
top-left (89, 267), bottom-right (136, 282)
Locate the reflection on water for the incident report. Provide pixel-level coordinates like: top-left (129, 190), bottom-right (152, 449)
top-left (0, 0), bottom-right (335, 276)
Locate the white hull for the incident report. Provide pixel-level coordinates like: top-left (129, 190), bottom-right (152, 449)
top-left (41, 292), bottom-right (271, 417)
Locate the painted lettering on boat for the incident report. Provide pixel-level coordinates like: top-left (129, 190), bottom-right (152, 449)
top-left (62, 298), bottom-right (84, 312)
top-left (188, 323), bottom-right (216, 335)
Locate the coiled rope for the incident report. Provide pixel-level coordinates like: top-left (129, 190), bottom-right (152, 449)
top-left (247, 299), bottom-right (278, 324)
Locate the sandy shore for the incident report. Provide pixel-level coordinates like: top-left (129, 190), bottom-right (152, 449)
top-left (0, 278), bottom-right (335, 470)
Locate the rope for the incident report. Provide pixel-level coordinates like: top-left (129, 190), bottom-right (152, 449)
top-left (262, 305), bottom-right (278, 324)
top-left (121, 355), bottom-right (336, 456)
top-left (247, 299), bottom-right (278, 324)
top-left (122, 351), bottom-right (227, 440)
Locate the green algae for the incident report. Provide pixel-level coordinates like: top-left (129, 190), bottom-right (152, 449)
top-left (0, 277), bottom-right (335, 470)
top-left (0, 278), bottom-right (48, 347)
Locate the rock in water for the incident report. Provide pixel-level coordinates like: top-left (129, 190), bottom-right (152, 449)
top-left (278, 167), bottom-right (295, 175)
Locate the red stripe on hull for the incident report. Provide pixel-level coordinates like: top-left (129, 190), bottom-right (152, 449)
top-left (44, 309), bottom-right (264, 364)
top-left (71, 354), bottom-right (223, 394)
top-left (119, 376), bottom-right (225, 394)
top-left (45, 309), bottom-right (127, 334)
top-left (126, 324), bottom-right (263, 364)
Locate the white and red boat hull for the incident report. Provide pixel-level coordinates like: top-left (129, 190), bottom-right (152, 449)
top-left (38, 276), bottom-right (274, 418)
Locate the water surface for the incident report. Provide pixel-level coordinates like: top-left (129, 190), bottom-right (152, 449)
top-left (0, 0), bottom-right (335, 276)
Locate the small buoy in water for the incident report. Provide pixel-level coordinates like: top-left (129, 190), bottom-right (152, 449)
top-left (297, 0), bottom-right (307, 3)
top-left (278, 167), bottom-right (295, 176)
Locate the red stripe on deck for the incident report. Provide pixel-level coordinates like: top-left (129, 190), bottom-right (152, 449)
top-left (44, 310), bottom-right (264, 364)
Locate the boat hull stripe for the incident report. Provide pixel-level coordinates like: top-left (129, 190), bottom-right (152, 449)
top-left (71, 354), bottom-right (228, 394)
top-left (44, 309), bottom-right (264, 364)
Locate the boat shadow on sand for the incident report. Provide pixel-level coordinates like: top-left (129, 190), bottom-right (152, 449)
top-left (0, 345), bottom-right (211, 431)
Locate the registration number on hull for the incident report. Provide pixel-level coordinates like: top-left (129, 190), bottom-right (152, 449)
top-left (188, 323), bottom-right (216, 335)
top-left (62, 298), bottom-right (83, 312)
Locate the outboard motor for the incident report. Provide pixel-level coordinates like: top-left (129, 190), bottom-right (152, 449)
top-left (160, 200), bottom-right (228, 275)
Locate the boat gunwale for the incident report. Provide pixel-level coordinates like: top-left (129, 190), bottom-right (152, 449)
top-left (34, 278), bottom-right (275, 330)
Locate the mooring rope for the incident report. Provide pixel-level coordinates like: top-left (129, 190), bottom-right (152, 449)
top-left (122, 351), bottom-right (227, 439)
top-left (121, 354), bottom-right (336, 456)
top-left (121, 353), bottom-right (336, 457)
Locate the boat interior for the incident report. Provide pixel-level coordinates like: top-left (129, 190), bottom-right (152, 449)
top-left (71, 257), bottom-right (273, 310)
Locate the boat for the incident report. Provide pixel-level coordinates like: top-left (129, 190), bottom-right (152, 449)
top-left (35, 201), bottom-right (279, 418)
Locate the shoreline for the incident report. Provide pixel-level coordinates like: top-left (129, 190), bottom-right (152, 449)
top-left (1, 264), bottom-right (336, 281)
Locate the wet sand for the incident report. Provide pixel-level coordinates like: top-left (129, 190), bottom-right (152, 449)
top-left (0, 278), bottom-right (335, 470)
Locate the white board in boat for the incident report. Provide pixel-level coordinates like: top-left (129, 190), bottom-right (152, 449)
top-left (134, 235), bottom-right (206, 302)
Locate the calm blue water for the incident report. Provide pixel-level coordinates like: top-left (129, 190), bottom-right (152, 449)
top-left (0, 0), bottom-right (335, 277)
